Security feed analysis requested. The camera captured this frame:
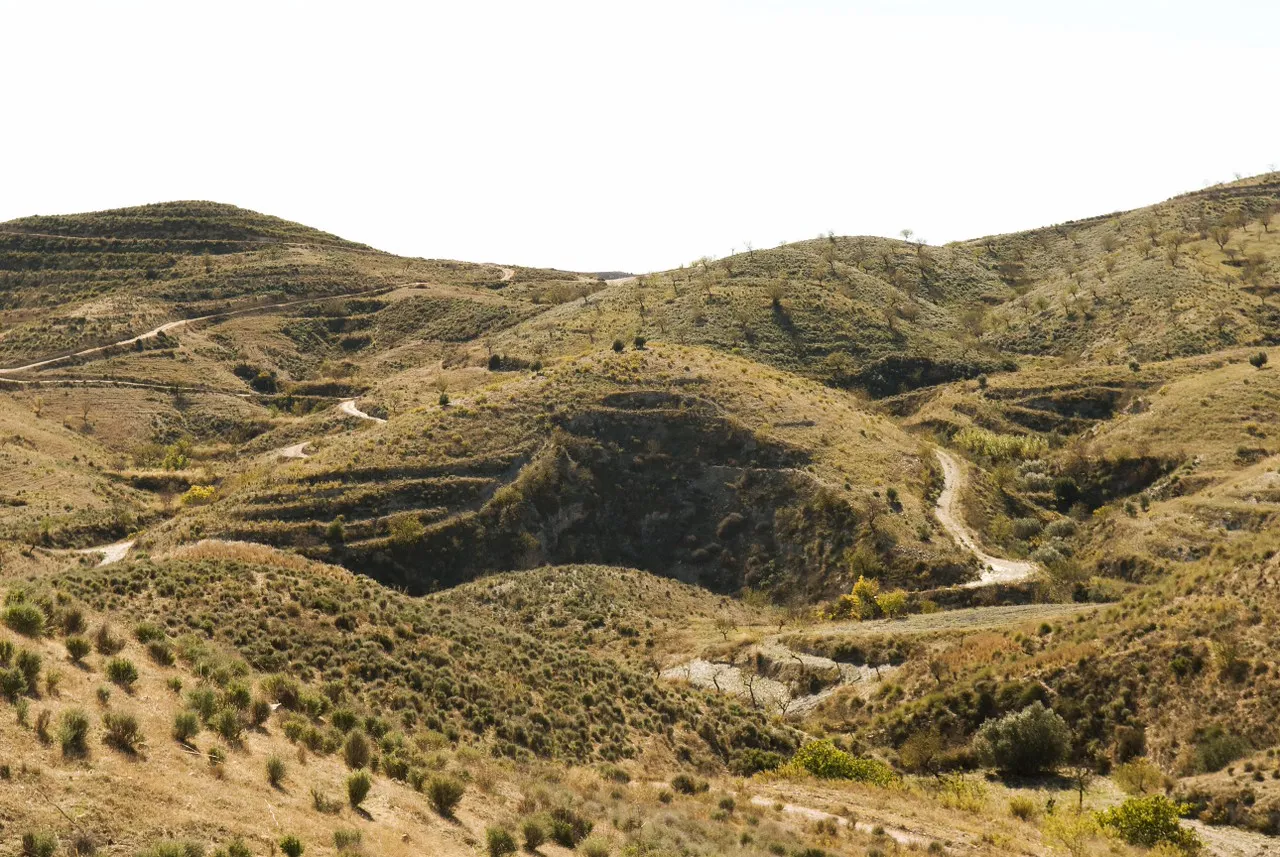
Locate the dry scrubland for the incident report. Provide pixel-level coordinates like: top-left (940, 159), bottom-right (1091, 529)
top-left (0, 180), bottom-right (1279, 855)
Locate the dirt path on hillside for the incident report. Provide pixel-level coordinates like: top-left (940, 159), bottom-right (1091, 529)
top-left (0, 283), bottom-right (429, 375)
top-left (339, 399), bottom-right (386, 423)
top-left (75, 539), bottom-right (135, 566)
top-left (934, 448), bottom-right (1039, 586)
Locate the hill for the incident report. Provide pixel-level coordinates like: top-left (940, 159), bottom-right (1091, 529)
top-left (5, 183), bottom-right (1280, 855)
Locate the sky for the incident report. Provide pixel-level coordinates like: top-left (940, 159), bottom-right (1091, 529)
top-left (3, 0), bottom-right (1278, 273)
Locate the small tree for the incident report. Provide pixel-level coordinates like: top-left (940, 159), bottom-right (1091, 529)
top-left (974, 702), bottom-right (1070, 775)
top-left (1249, 351), bottom-right (1268, 369)
top-left (612, 338), bottom-right (624, 353)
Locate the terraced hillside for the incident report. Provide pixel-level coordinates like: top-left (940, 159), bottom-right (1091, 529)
top-left (159, 345), bottom-right (971, 598)
top-left (3, 187), bottom-right (1280, 856)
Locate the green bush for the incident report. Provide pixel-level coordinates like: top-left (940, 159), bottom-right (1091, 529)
top-left (974, 702), bottom-right (1070, 775)
top-left (547, 806), bottom-right (594, 848)
top-left (580, 837), bottom-right (611, 857)
top-left (134, 621), bottom-right (167, 643)
top-left (21, 831), bottom-right (57, 857)
top-left (105, 657), bottom-right (138, 691)
top-left (93, 624), bottom-right (125, 655)
top-left (954, 427), bottom-right (1048, 461)
top-left (789, 740), bottom-right (897, 786)
top-left (137, 841), bottom-right (206, 857)
top-left (211, 708), bottom-right (243, 742)
top-left (427, 775), bottom-right (465, 817)
top-left (102, 710), bottom-right (143, 752)
top-left (65, 635), bottom-right (91, 663)
top-left (16, 650), bottom-right (41, 695)
top-left (332, 829), bottom-right (361, 851)
top-left (670, 773), bottom-right (707, 794)
top-left (279, 835), bottom-right (304, 857)
top-left (486, 827), bottom-right (517, 857)
top-left (1096, 795), bottom-right (1201, 851)
top-left (0, 667), bottom-right (29, 701)
top-left (342, 730), bottom-right (371, 769)
top-left (266, 755), bottom-right (287, 787)
top-left (173, 710), bottom-right (200, 744)
top-left (347, 770), bottom-right (372, 808)
top-left (59, 708), bottom-right (91, 757)
top-left (522, 819), bottom-right (545, 851)
top-left (4, 604), bottom-right (45, 637)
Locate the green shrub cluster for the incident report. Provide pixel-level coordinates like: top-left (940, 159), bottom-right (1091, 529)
top-left (788, 740), bottom-right (896, 786)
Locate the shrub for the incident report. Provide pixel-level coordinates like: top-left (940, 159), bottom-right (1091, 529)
top-left (347, 771), bottom-right (372, 808)
top-left (670, 773), bottom-right (705, 794)
top-left (1250, 351), bottom-right (1268, 369)
top-left (1115, 759), bottom-right (1166, 795)
top-left (427, 775), bottom-right (465, 817)
top-left (312, 788), bottom-right (343, 814)
top-left (612, 339), bottom-right (625, 353)
top-left (173, 711), bottom-right (200, 744)
top-left (332, 829), bottom-right (361, 851)
top-left (548, 806), bottom-right (594, 848)
top-left (789, 740), bottom-right (896, 786)
top-left (974, 702), bottom-right (1070, 775)
top-left (66, 635), bottom-right (91, 663)
top-left (102, 710), bottom-right (143, 752)
top-left (4, 603), bottom-right (45, 637)
top-left (0, 667), bottom-right (26, 701)
top-left (342, 730), bottom-right (371, 769)
top-left (105, 657), bottom-right (138, 691)
top-left (148, 640), bottom-right (176, 666)
top-left (186, 687), bottom-right (218, 721)
top-left (1096, 795), bottom-right (1201, 851)
top-left (21, 831), bottom-right (58, 857)
top-left (136, 842), bottom-right (205, 857)
top-left (266, 755), bottom-right (287, 787)
top-left (954, 427), bottom-right (1048, 461)
top-left (875, 590), bottom-right (909, 619)
top-left (16, 650), bottom-right (41, 694)
top-left (1191, 726), bottom-right (1249, 774)
top-left (633, 335), bottom-right (647, 350)
top-left (279, 835), bottom-right (303, 857)
top-left (93, 624), bottom-right (125, 655)
top-left (1008, 795), bottom-right (1039, 821)
top-left (134, 621), bottom-right (167, 643)
top-left (486, 827), bottom-right (517, 857)
top-left (522, 818), bottom-right (546, 851)
top-left (59, 708), bottom-right (91, 757)
top-left (237, 693), bottom-right (266, 724)
top-left (580, 837), bottom-right (611, 857)
top-left (211, 708), bottom-right (243, 742)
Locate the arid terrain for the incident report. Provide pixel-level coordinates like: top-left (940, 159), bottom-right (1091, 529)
top-left (2, 178), bottom-right (1280, 856)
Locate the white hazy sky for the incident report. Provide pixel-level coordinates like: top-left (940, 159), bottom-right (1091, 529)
top-left (3, 1), bottom-right (1278, 273)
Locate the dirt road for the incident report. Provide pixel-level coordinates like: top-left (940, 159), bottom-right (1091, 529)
top-left (339, 399), bottom-right (386, 423)
top-left (0, 283), bottom-right (427, 376)
top-left (76, 539), bottom-right (135, 567)
top-left (934, 448), bottom-right (1039, 586)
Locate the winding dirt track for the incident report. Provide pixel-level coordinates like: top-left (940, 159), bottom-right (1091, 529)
top-left (0, 283), bottom-right (427, 376)
top-left (934, 448), bottom-right (1039, 586)
top-left (339, 399), bottom-right (386, 423)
